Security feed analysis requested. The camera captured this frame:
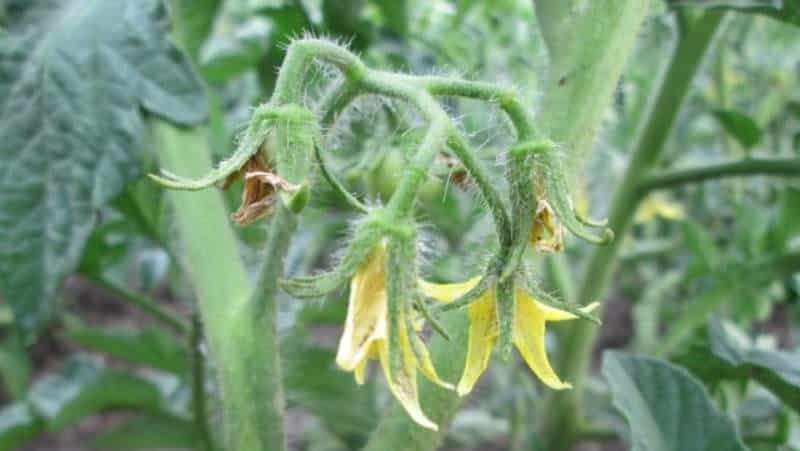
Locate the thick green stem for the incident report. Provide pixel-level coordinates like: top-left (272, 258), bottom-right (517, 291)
top-left (538, 11), bottom-right (726, 450)
top-left (639, 157), bottom-right (800, 191)
top-left (153, 122), bottom-right (291, 451)
top-left (190, 313), bottom-right (215, 451)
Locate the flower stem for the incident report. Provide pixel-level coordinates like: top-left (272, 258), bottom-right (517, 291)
top-left (537, 11), bottom-right (727, 450)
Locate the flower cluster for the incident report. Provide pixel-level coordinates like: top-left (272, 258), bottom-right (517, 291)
top-left (153, 39), bottom-right (612, 431)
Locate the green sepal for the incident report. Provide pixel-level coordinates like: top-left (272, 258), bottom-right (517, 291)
top-left (413, 294), bottom-right (451, 341)
top-left (496, 277), bottom-right (516, 360)
top-left (280, 183), bottom-right (310, 214)
top-left (268, 104), bottom-right (317, 187)
top-left (279, 217), bottom-right (383, 298)
top-left (502, 142), bottom-right (537, 281)
top-left (433, 270), bottom-right (497, 313)
top-left (523, 275), bottom-right (601, 325)
top-left (279, 271), bottom-right (347, 299)
top-left (385, 233), bottom-right (416, 392)
top-left (533, 142), bottom-right (614, 245)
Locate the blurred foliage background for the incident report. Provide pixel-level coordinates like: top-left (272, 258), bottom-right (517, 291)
top-left (0, 0), bottom-right (799, 450)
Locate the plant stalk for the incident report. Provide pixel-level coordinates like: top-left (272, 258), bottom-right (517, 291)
top-left (153, 122), bottom-right (291, 451)
top-left (190, 312), bottom-right (215, 451)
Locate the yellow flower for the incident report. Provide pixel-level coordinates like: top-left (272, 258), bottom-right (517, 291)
top-left (634, 193), bottom-right (685, 224)
top-left (420, 278), bottom-right (597, 396)
top-left (336, 245), bottom-right (453, 430)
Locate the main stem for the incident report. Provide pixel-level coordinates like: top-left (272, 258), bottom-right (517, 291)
top-left (153, 123), bottom-right (292, 451)
top-left (539, 11), bottom-right (726, 449)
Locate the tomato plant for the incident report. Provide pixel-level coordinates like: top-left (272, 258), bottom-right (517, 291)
top-left (1, 1), bottom-right (799, 451)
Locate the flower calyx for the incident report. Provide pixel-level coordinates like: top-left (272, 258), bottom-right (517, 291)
top-left (149, 103), bottom-right (317, 221)
top-left (516, 140), bottom-right (614, 249)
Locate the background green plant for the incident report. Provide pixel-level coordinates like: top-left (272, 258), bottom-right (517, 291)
top-left (1, 0), bottom-right (799, 450)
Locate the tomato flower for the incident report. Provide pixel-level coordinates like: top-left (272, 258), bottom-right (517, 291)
top-left (420, 278), bottom-right (597, 396)
top-left (337, 245), bottom-right (453, 430)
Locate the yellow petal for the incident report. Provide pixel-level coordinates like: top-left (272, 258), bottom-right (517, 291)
top-left (635, 194), bottom-right (685, 224)
top-left (513, 294), bottom-right (572, 390)
top-left (378, 330), bottom-right (438, 430)
top-left (336, 247), bottom-right (388, 371)
top-left (516, 289), bottom-right (598, 322)
top-left (457, 292), bottom-right (498, 396)
top-left (409, 332), bottom-right (454, 390)
top-left (418, 277), bottom-right (481, 303)
top-left (538, 301), bottom-right (599, 322)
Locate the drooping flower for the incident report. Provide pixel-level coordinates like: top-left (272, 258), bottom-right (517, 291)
top-left (337, 245), bottom-right (453, 430)
top-left (420, 278), bottom-right (597, 396)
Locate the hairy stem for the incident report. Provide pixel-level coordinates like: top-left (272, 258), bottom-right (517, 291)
top-left (538, 11), bottom-right (727, 450)
top-left (190, 313), bottom-right (215, 451)
top-left (153, 122), bottom-right (289, 451)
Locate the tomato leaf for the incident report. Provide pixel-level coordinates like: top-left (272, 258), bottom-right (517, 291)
top-left (712, 109), bottom-right (763, 150)
top-left (66, 326), bottom-right (188, 375)
top-left (679, 318), bottom-right (800, 414)
top-left (0, 0), bottom-right (206, 337)
top-left (0, 403), bottom-right (42, 451)
top-left (27, 355), bottom-right (166, 431)
top-left (92, 413), bottom-right (197, 450)
top-left (603, 351), bottom-right (748, 451)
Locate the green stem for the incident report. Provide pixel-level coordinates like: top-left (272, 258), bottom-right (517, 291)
top-left (190, 313), bottom-right (215, 451)
top-left (447, 132), bottom-right (512, 247)
top-left (639, 157), bottom-right (800, 191)
top-left (153, 122), bottom-right (289, 451)
top-left (88, 274), bottom-right (188, 334)
top-left (538, 11), bottom-right (727, 450)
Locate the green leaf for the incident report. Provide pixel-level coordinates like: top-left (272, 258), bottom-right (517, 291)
top-left (767, 187), bottom-right (800, 251)
top-left (0, 403), bottom-right (42, 451)
top-left (668, 0), bottom-right (800, 26)
top-left (66, 326), bottom-right (188, 375)
top-left (680, 318), bottom-right (800, 414)
top-left (168, 0), bottom-right (222, 62)
top-left (371, 0), bottom-right (408, 35)
top-left (0, 0), bottom-right (207, 336)
top-left (282, 340), bottom-right (377, 440)
top-left (712, 109), bottom-right (764, 150)
top-left (0, 335), bottom-right (31, 400)
top-left (92, 413), bottom-right (197, 450)
top-left (681, 220), bottom-right (718, 275)
top-left (199, 17), bottom-right (271, 83)
top-left (603, 351), bottom-right (748, 451)
top-left (27, 355), bottom-right (165, 431)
